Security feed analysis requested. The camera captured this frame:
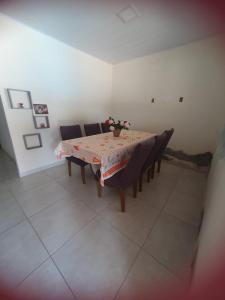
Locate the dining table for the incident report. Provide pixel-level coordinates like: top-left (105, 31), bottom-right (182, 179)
top-left (55, 129), bottom-right (155, 186)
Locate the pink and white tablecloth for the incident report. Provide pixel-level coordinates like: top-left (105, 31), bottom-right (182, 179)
top-left (55, 130), bottom-right (155, 186)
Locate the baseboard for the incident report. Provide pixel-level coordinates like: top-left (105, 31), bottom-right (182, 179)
top-left (19, 160), bottom-right (65, 178)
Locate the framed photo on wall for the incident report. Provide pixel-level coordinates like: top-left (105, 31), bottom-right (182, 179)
top-left (7, 88), bottom-right (32, 109)
top-left (33, 104), bottom-right (49, 116)
top-left (33, 116), bottom-right (50, 129)
top-left (23, 133), bottom-right (42, 150)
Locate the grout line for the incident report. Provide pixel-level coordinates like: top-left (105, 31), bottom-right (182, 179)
top-left (113, 167), bottom-right (180, 299)
top-left (14, 257), bottom-right (50, 289)
top-left (1, 160), bottom-right (199, 299)
top-left (113, 247), bottom-right (142, 300)
top-left (141, 248), bottom-right (180, 280)
top-left (0, 219), bottom-right (26, 239)
top-left (11, 193), bottom-right (78, 300)
top-left (49, 214), bottom-right (98, 257)
top-left (50, 256), bottom-right (78, 300)
top-left (162, 210), bottom-right (200, 228)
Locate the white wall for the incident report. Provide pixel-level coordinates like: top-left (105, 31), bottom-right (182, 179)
top-left (0, 14), bottom-right (112, 176)
top-left (0, 95), bottom-right (15, 160)
top-left (112, 36), bottom-right (225, 154)
top-left (193, 126), bottom-right (225, 280)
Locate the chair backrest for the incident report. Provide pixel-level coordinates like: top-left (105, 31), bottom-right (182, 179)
top-left (84, 123), bottom-right (101, 136)
top-left (101, 123), bottom-right (110, 133)
top-left (120, 139), bottom-right (155, 189)
top-left (60, 125), bottom-right (82, 141)
top-left (155, 128), bottom-right (174, 161)
top-left (141, 136), bottom-right (158, 173)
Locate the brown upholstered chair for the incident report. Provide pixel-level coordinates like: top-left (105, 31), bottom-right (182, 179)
top-left (95, 140), bottom-right (155, 212)
top-left (101, 123), bottom-right (110, 133)
top-left (84, 123), bottom-right (101, 136)
top-left (155, 128), bottom-right (174, 174)
top-left (60, 125), bottom-right (88, 184)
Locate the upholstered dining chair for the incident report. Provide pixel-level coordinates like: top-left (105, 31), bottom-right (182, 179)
top-left (84, 123), bottom-right (101, 136)
top-left (138, 136), bottom-right (157, 192)
top-left (155, 128), bottom-right (174, 174)
top-left (60, 125), bottom-right (88, 184)
top-left (101, 123), bottom-right (111, 133)
top-left (139, 133), bottom-right (168, 192)
top-left (95, 140), bottom-right (154, 212)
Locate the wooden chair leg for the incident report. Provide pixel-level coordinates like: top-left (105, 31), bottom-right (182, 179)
top-left (96, 180), bottom-right (102, 197)
top-left (67, 160), bottom-right (72, 177)
top-left (151, 162), bottom-right (155, 179)
top-left (80, 166), bottom-right (86, 184)
top-left (133, 181), bottom-right (137, 198)
top-left (157, 159), bottom-right (161, 173)
top-left (139, 175), bottom-right (143, 192)
top-left (119, 190), bottom-right (126, 212)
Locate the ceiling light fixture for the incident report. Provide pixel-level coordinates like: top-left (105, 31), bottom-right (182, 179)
top-left (117, 4), bottom-right (140, 23)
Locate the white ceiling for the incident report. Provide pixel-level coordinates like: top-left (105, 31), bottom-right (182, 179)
top-left (0, 0), bottom-right (222, 64)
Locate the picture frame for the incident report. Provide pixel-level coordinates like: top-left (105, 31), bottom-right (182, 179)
top-left (7, 88), bottom-right (32, 109)
top-left (33, 116), bottom-right (50, 129)
top-left (23, 133), bottom-right (42, 150)
top-left (33, 104), bottom-right (49, 116)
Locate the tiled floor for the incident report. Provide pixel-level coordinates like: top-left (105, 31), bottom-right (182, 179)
top-left (0, 149), bottom-right (206, 299)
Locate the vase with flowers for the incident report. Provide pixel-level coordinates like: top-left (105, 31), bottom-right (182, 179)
top-left (105, 117), bottom-right (131, 137)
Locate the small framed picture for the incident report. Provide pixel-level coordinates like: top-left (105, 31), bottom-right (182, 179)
top-left (33, 116), bottom-right (50, 129)
top-left (33, 104), bottom-right (49, 116)
top-left (7, 88), bottom-right (32, 109)
top-left (23, 133), bottom-right (42, 150)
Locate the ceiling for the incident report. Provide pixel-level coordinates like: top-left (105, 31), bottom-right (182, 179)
top-left (0, 0), bottom-right (224, 64)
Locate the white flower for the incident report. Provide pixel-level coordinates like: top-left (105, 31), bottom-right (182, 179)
top-left (124, 122), bottom-right (130, 129)
top-left (109, 126), bottom-right (115, 131)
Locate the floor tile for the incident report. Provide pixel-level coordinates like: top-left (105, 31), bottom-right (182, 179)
top-left (116, 250), bottom-right (178, 300)
top-left (45, 163), bottom-right (68, 179)
top-left (73, 181), bottom-right (116, 213)
top-left (30, 197), bottom-right (96, 254)
top-left (176, 169), bottom-right (206, 199)
top-left (165, 190), bottom-right (204, 226)
top-left (15, 181), bottom-right (71, 217)
top-left (138, 181), bottom-right (174, 210)
top-left (0, 221), bottom-right (48, 288)
top-left (99, 199), bottom-right (160, 246)
top-left (10, 171), bottom-right (53, 195)
top-left (143, 212), bottom-right (198, 277)
top-left (16, 259), bottom-right (74, 300)
top-left (53, 219), bottom-right (139, 300)
top-left (0, 194), bottom-right (25, 235)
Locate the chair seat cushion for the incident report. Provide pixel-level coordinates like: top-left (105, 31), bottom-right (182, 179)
top-left (66, 156), bottom-right (88, 167)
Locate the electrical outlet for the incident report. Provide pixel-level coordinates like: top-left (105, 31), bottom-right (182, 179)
top-left (179, 97), bottom-right (184, 103)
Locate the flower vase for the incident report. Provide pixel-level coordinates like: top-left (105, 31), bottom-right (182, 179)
top-left (113, 129), bottom-right (121, 137)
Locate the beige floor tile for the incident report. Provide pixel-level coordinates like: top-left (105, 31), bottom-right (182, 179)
top-left (74, 182), bottom-right (116, 213)
top-left (10, 171), bottom-right (53, 195)
top-left (99, 199), bottom-right (160, 246)
top-left (0, 221), bottom-right (48, 288)
top-left (16, 259), bottom-right (74, 300)
top-left (116, 250), bottom-right (179, 300)
top-left (53, 219), bottom-right (139, 300)
top-left (0, 194), bottom-right (25, 235)
top-left (176, 169), bottom-right (206, 199)
top-left (143, 212), bottom-right (198, 277)
top-left (138, 181), bottom-right (174, 210)
top-left (45, 163), bottom-right (68, 179)
top-left (30, 197), bottom-right (96, 254)
top-left (165, 190), bottom-right (204, 226)
top-left (15, 181), bottom-right (72, 217)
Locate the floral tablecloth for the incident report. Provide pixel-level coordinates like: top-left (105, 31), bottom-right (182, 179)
top-left (55, 130), bottom-right (155, 186)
